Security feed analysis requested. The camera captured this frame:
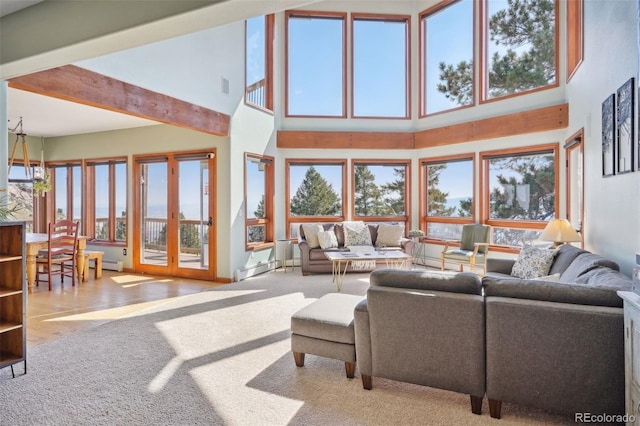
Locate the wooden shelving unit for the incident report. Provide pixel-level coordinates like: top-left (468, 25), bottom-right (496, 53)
top-left (0, 221), bottom-right (26, 377)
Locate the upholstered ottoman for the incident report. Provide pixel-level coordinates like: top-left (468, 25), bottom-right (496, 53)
top-left (291, 293), bottom-right (364, 378)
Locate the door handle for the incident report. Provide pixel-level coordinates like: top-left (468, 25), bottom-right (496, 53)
top-left (207, 217), bottom-right (213, 226)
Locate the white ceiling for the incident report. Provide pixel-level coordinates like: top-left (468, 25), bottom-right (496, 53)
top-left (2, 0), bottom-right (166, 138)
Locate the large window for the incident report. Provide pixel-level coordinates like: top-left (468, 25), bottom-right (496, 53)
top-left (481, 144), bottom-right (558, 247)
top-left (85, 158), bottom-right (127, 243)
top-left (6, 161), bottom-right (36, 232)
top-left (352, 160), bottom-right (410, 228)
top-left (49, 162), bottom-right (82, 228)
top-left (245, 153), bottom-right (274, 249)
top-left (420, 155), bottom-right (475, 240)
top-left (245, 14), bottom-right (274, 111)
top-left (352, 14), bottom-right (410, 118)
top-left (286, 11), bottom-right (346, 117)
top-left (420, 0), bottom-right (474, 116)
top-left (481, 0), bottom-right (558, 101)
top-left (286, 159), bottom-right (346, 236)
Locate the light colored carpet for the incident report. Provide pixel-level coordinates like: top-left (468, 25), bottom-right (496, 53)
top-left (0, 270), bottom-right (573, 425)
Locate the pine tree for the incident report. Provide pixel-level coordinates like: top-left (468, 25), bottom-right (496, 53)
top-left (427, 164), bottom-right (456, 217)
top-left (290, 167), bottom-right (341, 216)
top-left (116, 210), bottom-right (127, 241)
top-left (249, 195), bottom-right (266, 242)
top-left (437, 0), bottom-right (555, 101)
top-left (354, 165), bottom-right (386, 216)
top-left (380, 167), bottom-right (406, 215)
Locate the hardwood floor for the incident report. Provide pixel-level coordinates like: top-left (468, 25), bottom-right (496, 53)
top-left (26, 270), bottom-right (224, 348)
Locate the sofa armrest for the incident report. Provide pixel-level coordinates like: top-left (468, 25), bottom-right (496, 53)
top-left (354, 299), bottom-right (372, 376)
top-left (486, 258), bottom-right (515, 274)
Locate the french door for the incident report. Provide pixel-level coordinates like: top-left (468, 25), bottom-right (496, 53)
top-left (133, 150), bottom-right (216, 280)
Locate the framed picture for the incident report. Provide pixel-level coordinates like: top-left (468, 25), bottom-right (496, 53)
top-left (616, 77), bottom-right (635, 174)
top-left (602, 94), bottom-right (615, 177)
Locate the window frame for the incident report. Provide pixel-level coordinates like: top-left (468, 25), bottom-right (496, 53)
top-left (285, 158), bottom-right (347, 238)
top-left (244, 152), bottom-right (275, 251)
top-left (566, 0), bottom-right (584, 82)
top-left (85, 157), bottom-right (128, 245)
top-left (351, 159), bottom-right (411, 230)
top-left (480, 143), bottom-right (559, 247)
top-left (419, 0), bottom-right (476, 117)
top-left (419, 153), bottom-right (476, 241)
top-left (47, 160), bottom-right (83, 231)
top-left (284, 10), bottom-right (347, 118)
top-left (479, 0), bottom-right (560, 104)
top-left (350, 13), bottom-right (411, 119)
top-left (244, 14), bottom-right (275, 112)
top-left (7, 160), bottom-right (40, 232)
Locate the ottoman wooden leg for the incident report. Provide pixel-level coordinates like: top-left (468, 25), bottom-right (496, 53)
top-left (293, 351), bottom-right (305, 367)
top-left (345, 362), bottom-right (355, 379)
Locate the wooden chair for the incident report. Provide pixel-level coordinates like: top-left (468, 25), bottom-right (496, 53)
top-left (440, 224), bottom-right (491, 275)
top-left (36, 220), bottom-right (79, 291)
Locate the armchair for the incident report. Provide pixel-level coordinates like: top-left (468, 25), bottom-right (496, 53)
top-left (440, 224), bottom-right (490, 274)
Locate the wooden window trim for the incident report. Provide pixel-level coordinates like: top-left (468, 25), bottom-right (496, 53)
top-left (351, 159), bottom-right (411, 230)
top-left (47, 160), bottom-right (83, 230)
top-left (285, 158), bottom-right (347, 238)
top-left (479, 0), bottom-right (560, 104)
top-left (419, 153), bottom-right (476, 238)
top-left (85, 157), bottom-right (128, 244)
top-left (480, 143), bottom-right (560, 231)
top-left (419, 0), bottom-right (477, 118)
top-left (244, 14), bottom-right (275, 113)
top-left (564, 128), bottom-right (584, 246)
top-left (566, 0), bottom-right (584, 82)
top-left (350, 13), bottom-right (411, 120)
top-left (284, 10), bottom-right (347, 118)
top-left (244, 153), bottom-right (275, 251)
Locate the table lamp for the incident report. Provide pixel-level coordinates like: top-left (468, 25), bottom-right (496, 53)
top-left (539, 218), bottom-right (582, 248)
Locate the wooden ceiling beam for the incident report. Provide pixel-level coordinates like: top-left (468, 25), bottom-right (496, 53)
top-left (9, 65), bottom-right (230, 137)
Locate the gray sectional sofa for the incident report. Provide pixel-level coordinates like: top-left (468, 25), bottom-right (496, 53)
top-left (298, 223), bottom-right (414, 275)
top-left (481, 243), bottom-right (632, 418)
top-left (352, 245), bottom-right (634, 419)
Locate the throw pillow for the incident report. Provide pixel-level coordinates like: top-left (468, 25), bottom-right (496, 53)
top-left (375, 223), bottom-right (404, 247)
top-left (317, 230), bottom-right (338, 249)
top-left (301, 223), bottom-right (324, 249)
top-left (511, 246), bottom-right (556, 279)
top-left (343, 221), bottom-right (373, 247)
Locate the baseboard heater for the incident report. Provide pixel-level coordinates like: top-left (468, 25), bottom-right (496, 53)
top-left (102, 259), bottom-right (123, 272)
top-left (234, 260), bottom-right (278, 281)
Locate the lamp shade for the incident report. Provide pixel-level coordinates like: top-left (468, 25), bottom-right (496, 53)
top-left (539, 219), bottom-right (581, 245)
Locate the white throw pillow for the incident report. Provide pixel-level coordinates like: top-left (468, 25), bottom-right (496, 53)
top-left (343, 221), bottom-right (372, 247)
top-left (302, 224), bottom-right (324, 249)
top-left (511, 246), bottom-right (556, 279)
top-left (375, 223), bottom-right (404, 247)
top-left (317, 230), bottom-right (338, 249)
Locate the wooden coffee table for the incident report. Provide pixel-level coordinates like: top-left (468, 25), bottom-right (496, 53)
top-left (324, 251), bottom-right (412, 291)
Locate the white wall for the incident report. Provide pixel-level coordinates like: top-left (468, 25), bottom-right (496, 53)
top-left (565, 0), bottom-right (639, 274)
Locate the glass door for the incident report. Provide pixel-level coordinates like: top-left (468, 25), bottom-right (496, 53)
top-left (134, 151), bottom-right (215, 280)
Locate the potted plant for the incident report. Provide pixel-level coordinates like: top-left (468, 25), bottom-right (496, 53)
top-left (33, 172), bottom-right (52, 197)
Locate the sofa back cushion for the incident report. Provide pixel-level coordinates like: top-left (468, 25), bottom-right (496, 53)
top-left (575, 267), bottom-right (633, 290)
top-left (548, 244), bottom-right (589, 275)
top-left (559, 252), bottom-right (620, 283)
top-left (370, 269), bottom-right (482, 295)
top-left (482, 275), bottom-right (624, 308)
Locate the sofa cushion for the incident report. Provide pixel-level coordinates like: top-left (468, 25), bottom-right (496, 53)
top-left (547, 244), bottom-right (589, 275)
top-left (559, 252), bottom-right (620, 283)
top-left (317, 229), bottom-right (338, 249)
top-left (575, 267), bottom-right (633, 290)
top-left (511, 246), bottom-right (556, 279)
top-left (343, 221), bottom-right (373, 246)
top-left (370, 269), bottom-right (482, 295)
top-left (375, 223), bottom-right (404, 247)
top-left (301, 223), bottom-right (324, 248)
top-left (482, 275), bottom-right (624, 308)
